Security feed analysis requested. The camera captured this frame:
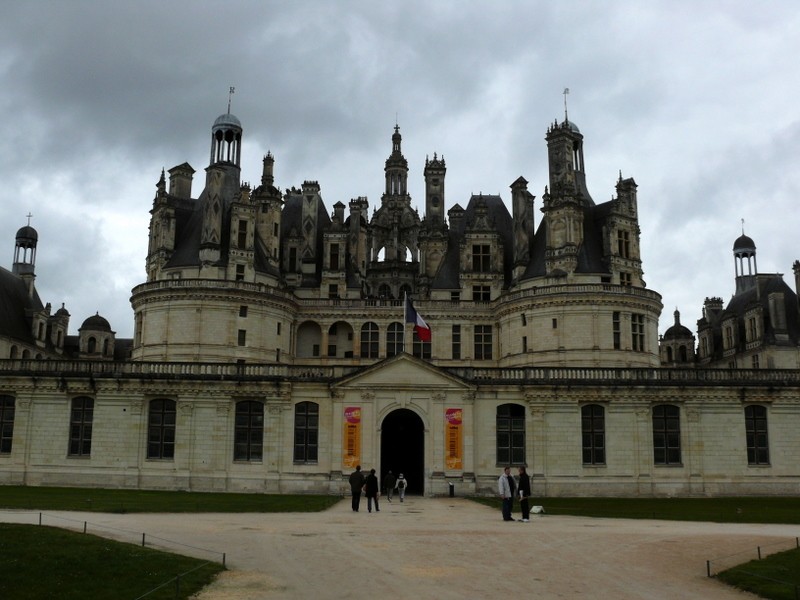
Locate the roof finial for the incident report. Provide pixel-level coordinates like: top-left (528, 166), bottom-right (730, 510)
top-left (741, 217), bottom-right (745, 235)
top-left (26, 212), bottom-right (33, 226)
top-left (227, 86), bottom-right (235, 114)
top-left (563, 87), bottom-right (570, 122)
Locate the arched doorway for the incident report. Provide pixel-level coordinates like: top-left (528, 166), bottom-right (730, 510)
top-left (381, 408), bottom-right (424, 495)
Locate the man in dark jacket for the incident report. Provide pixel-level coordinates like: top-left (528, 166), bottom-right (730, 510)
top-left (349, 465), bottom-right (366, 511)
top-left (384, 470), bottom-right (396, 502)
top-left (364, 468), bottom-right (380, 513)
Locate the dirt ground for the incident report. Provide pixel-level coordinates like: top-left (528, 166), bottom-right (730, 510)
top-left (3, 496), bottom-right (798, 599)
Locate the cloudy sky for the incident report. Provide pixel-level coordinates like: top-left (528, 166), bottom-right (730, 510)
top-left (1, 1), bottom-right (798, 339)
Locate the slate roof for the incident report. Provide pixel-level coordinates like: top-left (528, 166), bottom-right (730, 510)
top-left (0, 266), bottom-right (42, 344)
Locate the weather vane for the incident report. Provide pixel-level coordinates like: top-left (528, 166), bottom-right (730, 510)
top-left (227, 86), bottom-right (235, 114)
top-left (563, 88), bottom-right (570, 122)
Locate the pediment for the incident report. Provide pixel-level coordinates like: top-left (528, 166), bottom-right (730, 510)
top-left (333, 353), bottom-right (472, 392)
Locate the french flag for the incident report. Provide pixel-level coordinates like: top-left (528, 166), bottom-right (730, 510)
top-left (404, 293), bottom-right (431, 342)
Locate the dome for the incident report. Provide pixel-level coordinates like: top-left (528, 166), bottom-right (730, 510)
top-left (213, 112), bottom-right (242, 130)
top-left (663, 309), bottom-right (693, 340)
top-left (564, 119), bottom-right (581, 133)
top-left (55, 305), bottom-right (70, 317)
top-left (733, 234), bottom-right (755, 252)
top-left (15, 225), bottom-right (38, 243)
top-left (663, 322), bottom-right (693, 340)
top-left (80, 313), bottom-right (112, 332)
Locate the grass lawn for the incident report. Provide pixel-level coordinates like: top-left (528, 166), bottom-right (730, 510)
top-left (468, 495), bottom-right (800, 524)
top-left (717, 547), bottom-right (800, 600)
top-left (0, 523), bottom-right (225, 600)
top-left (0, 485), bottom-right (341, 513)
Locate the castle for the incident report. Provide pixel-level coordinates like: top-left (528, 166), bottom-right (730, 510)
top-left (1, 108), bottom-right (798, 496)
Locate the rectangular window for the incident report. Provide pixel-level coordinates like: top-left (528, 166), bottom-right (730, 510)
top-left (0, 395), bottom-right (14, 454)
top-left (620, 272), bottom-right (632, 286)
top-left (412, 330), bottom-right (432, 360)
top-left (552, 318), bottom-right (557, 329)
top-left (69, 397), bottom-right (94, 457)
top-left (617, 230), bottom-right (630, 258)
top-left (613, 312), bottom-right (621, 350)
top-left (329, 284), bottom-right (339, 299)
top-left (652, 405), bottom-right (681, 465)
top-left (474, 325), bottom-right (493, 360)
top-left (450, 291), bottom-right (461, 302)
top-left (237, 219), bottom-right (248, 248)
top-left (289, 247), bottom-right (298, 271)
top-left (472, 285), bottom-right (491, 302)
top-left (294, 402), bottom-right (319, 463)
top-left (330, 244), bottom-right (339, 270)
top-left (238, 329), bottom-right (246, 346)
top-left (235, 264), bottom-right (245, 281)
top-left (744, 405), bottom-right (769, 465)
top-left (452, 325), bottom-right (461, 360)
top-left (312, 344), bottom-right (320, 357)
top-left (582, 404), bottom-right (605, 465)
top-left (147, 399), bottom-right (176, 460)
top-left (273, 222), bottom-right (278, 236)
top-left (521, 313), bottom-right (527, 326)
top-left (277, 322), bottom-right (281, 335)
top-left (496, 404), bottom-right (525, 465)
top-left (239, 305), bottom-right (248, 318)
top-left (472, 244), bottom-right (491, 272)
top-left (522, 336), bottom-right (528, 353)
top-left (631, 313), bottom-right (645, 352)
top-left (234, 401), bottom-right (263, 461)
top-left (752, 354), bottom-right (760, 369)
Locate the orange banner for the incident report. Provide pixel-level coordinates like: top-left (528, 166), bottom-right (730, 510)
top-left (343, 406), bottom-right (361, 469)
top-left (445, 408), bottom-right (463, 470)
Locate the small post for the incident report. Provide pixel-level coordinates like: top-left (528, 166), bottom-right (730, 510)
top-left (38, 513), bottom-right (42, 526)
top-left (757, 546), bottom-right (762, 560)
top-left (223, 553), bottom-right (226, 567)
top-left (142, 533), bottom-right (146, 547)
top-left (706, 560), bottom-right (711, 578)
top-left (83, 521), bottom-right (87, 534)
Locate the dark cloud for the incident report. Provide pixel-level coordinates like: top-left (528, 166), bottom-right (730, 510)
top-left (1, 1), bottom-right (798, 338)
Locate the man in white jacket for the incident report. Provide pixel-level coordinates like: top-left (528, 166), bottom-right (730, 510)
top-left (497, 466), bottom-right (515, 521)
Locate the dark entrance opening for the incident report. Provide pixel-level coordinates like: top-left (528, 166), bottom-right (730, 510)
top-left (381, 408), bottom-right (424, 495)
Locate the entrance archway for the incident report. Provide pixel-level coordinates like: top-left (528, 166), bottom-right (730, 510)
top-left (381, 408), bottom-right (424, 495)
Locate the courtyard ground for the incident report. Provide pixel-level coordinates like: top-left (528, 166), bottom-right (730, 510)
top-left (3, 496), bottom-right (797, 599)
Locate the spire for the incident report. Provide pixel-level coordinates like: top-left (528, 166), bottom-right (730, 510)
top-left (563, 87), bottom-right (570, 122)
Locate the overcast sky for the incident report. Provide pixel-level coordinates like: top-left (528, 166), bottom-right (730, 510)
top-left (1, 1), bottom-right (798, 340)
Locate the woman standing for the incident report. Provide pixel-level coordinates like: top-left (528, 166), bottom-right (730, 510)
top-left (517, 466), bottom-right (531, 522)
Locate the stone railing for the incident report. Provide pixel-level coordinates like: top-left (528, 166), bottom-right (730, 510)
top-left (1, 360), bottom-right (798, 387)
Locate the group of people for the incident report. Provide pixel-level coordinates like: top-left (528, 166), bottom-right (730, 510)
top-left (348, 466), bottom-right (408, 512)
top-left (498, 465), bottom-right (532, 522)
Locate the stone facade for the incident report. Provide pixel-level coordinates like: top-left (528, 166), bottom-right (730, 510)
top-left (1, 110), bottom-right (799, 497)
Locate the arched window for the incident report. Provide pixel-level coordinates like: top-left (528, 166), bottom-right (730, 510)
top-left (666, 347), bottom-right (673, 362)
top-left (69, 397), bottom-right (94, 456)
top-left (87, 337), bottom-right (96, 354)
top-left (496, 404), bottom-right (525, 465)
top-left (0, 395), bottom-right (15, 454)
top-left (744, 405), bottom-right (769, 465)
top-left (581, 404), bottom-right (605, 465)
top-left (147, 399), bottom-right (176, 459)
top-left (652, 405), bottom-right (681, 465)
top-left (360, 322), bottom-right (379, 358)
top-left (678, 345), bottom-right (688, 362)
top-left (378, 283), bottom-right (392, 299)
top-left (9, 346), bottom-right (18, 359)
top-left (386, 322), bottom-right (404, 357)
top-left (234, 401), bottom-right (263, 461)
top-left (294, 402), bottom-right (319, 463)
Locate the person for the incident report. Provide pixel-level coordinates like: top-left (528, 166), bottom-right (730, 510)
top-left (517, 465), bottom-right (531, 522)
top-left (364, 468), bottom-right (380, 513)
top-left (498, 466), bottom-right (515, 521)
top-left (349, 465), bottom-right (366, 512)
top-left (396, 473), bottom-right (407, 502)
top-left (384, 470), bottom-right (396, 502)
